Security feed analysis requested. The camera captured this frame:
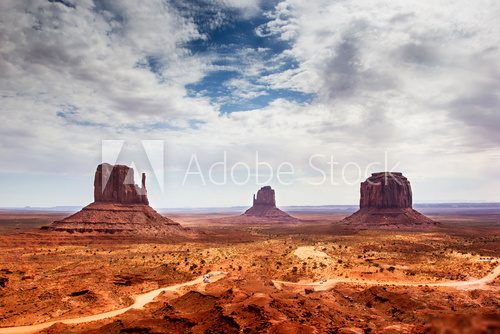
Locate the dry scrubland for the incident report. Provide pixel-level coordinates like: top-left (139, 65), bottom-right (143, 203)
top-left (0, 211), bottom-right (498, 333)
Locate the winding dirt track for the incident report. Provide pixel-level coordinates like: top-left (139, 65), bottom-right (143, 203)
top-left (273, 264), bottom-right (500, 291)
top-left (0, 272), bottom-right (225, 334)
top-left (1, 266), bottom-right (498, 334)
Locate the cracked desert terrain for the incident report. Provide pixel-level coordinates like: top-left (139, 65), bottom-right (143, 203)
top-left (0, 209), bottom-right (498, 333)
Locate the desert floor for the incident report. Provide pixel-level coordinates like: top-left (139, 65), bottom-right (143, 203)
top-left (0, 209), bottom-right (498, 333)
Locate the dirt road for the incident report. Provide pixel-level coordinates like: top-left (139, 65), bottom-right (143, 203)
top-left (273, 264), bottom-right (500, 291)
top-left (0, 272), bottom-right (226, 334)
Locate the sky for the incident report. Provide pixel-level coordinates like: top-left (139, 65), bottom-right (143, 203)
top-left (0, 0), bottom-right (499, 208)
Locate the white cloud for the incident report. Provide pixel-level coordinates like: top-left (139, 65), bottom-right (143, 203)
top-left (221, 0), bottom-right (262, 18)
top-left (0, 0), bottom-right (219, 173)
top-left (258, 0), bottom-right (500, 147)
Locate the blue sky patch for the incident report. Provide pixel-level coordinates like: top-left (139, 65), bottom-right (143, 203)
top-left (179, 1), bottom-right (314, 113)
top-left (135, 56), bottom-right (165, 81)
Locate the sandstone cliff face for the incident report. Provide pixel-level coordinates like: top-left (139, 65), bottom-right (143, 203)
top-left (360, 172), bottom-right (412, 209)
top-left (253, 186), bottom-right (276, 206)
top-left (94, 163), bottom-right (148, 205)
top-left (342, 172), bottom-right (436, 228)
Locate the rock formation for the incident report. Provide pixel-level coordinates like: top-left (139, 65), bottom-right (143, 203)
top-left (44, 164), bottom-right (186, 236)
top-left (360, 172), bottom-right (412, 209)
top-left (252, 186), bottom-right (276, 207)
top-left (342, 172), bottom-right (436, 228)
top-left (94, 163), bottom-right (149, 205)
top-left (243, 186), bottom-right (296, 221)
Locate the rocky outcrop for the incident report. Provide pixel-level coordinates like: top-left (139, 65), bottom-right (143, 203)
top-left (342, 172), bottom-right (437, 228)
top-left (44, 164), bottom-right (187, 236)
top-left (360, 172), bottom-right (412, 209)
top-left (94, 163), bottom-right (148, 205)
top-left (253, 186), bottom-right (276, 206)
top-left (243, 186), bottom-right (296, 221)
top-left (45, 202), bottom-right (184, 235)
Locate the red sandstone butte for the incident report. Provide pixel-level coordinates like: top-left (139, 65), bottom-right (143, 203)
top-left (44, 164), bottom-right (185, 236)
top-left (94, 163), bottom-right (149, 205)
top-left (243, 186), bottom-right (296, 221)
top-left (342, 172), bottom-right (437, 228)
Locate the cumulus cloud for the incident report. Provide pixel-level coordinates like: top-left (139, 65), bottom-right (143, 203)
top-left (258, 0), bottom-right (500, 148)
top-left (0, 0), bottom-right (218, 171)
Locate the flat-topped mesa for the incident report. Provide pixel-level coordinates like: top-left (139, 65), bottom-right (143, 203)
top-left (253, 186), bottom-right (276, 207)
top-left (342, 172), bottom-right (437, 228)
top-left (360, 172), bottom-right (412, 209)
top-left (243, 186), bottom-right (296, 221)
top-left (94, 163), bottom-right (148, 205)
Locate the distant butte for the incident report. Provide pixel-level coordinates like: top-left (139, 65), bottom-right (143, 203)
top-left (243, 186), bottom-right (297, 221)
top-left (342, 172), bottom-right (437, 228)
top-left (43, 163), bottom-right (187, 236)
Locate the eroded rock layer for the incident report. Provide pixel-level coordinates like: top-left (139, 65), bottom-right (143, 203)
top-left (343, 172), bottom-right (436, 228)
top-left (47, 203), bottom-right (183, 235)
top-left (342, 207), bottom-right (436, 228)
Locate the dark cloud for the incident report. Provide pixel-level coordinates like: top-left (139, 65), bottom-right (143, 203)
top-left (449, 92), bottom-right (500, 143)
top-left (389, 12), bottom-right (415, 24)
top-left (398, 42), bottom-right (440, 66)
top-left (47, 0), bottom-right (76, 9)
top-left (322, 37), bottom-right (361, 97)
top-left (319, 29), bottom-right (396, 101)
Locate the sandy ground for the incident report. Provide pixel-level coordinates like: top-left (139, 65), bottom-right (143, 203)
top-left (293, 246), bottom-right (330, 260)
top-left (2, 263), bottom-right (499, 334)
top-left (0, 210), bottom-right (499, 333)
